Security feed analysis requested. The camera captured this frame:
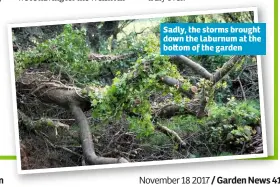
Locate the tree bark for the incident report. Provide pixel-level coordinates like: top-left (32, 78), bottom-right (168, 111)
top-left (18, 79), bottom-right (128, 165)
top-left (155, 123), bottom-right (187, 149)
top-left (70, 104), bottom-right (128, 165)
top-left (212, 55), bottom-right (243, 83)
top-left (170, 55), bottom-right (212, 79)
top-left (156, 98), bottom-right (207, 118)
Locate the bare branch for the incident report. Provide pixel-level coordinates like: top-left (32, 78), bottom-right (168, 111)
top-left (212, 55), bottom-right (243, 83)
top-left (18, 110), bottom-right (69, 132)
top-left (88, 52), bottom-right (136, 62)
top-left (170, 55), bottom-right (243, 84)
top-left (155, 123), bottom-right (187, 149)
top-left (237, 76), bottom-right (246, 101)
top-left (170, 55), bottom-right (212, 79)
top-left (155, 99), bottom-right (208, 118)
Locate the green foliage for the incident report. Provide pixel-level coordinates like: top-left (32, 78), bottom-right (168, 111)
top-left (15, 24), bottom-right (102, 84)
top-left (163, 115), bottom-right (202, 134)
top-left (88, 34), bottom-right (192, 137)
top-left (206, 98), bottom-right (260, 148)
top-left (89, 54), bottom-right (191, 137)
top-left (143, 132), bottom-right (171, 147)
top-left (210, 98), bottom-right (260, 126)
top-left (158, 99), bottom-right (260, 156)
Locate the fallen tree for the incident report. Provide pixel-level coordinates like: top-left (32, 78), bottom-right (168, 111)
top-left (14, 24), bottom-right (260, 168)
top-left (16, 54), bottom-right (243, 165)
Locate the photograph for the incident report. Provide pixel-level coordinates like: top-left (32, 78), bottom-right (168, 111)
top-left (9, 8), bottom-right (267, 173)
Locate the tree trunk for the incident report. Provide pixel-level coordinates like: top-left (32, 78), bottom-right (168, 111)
top-left (17, 78), bottom-right (129, 165)
top-left (70, 104), bottom-right (128, 165)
